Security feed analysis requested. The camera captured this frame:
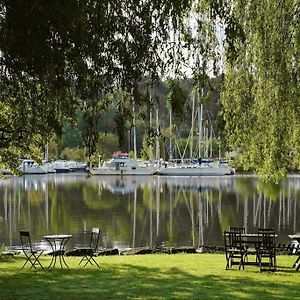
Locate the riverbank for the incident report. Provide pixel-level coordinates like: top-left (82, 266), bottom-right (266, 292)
top-left (0, 253), bottom-right (299, 299)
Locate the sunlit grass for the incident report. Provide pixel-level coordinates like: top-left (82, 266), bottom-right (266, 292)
top-left (0, 254), bottom-right (299, 299)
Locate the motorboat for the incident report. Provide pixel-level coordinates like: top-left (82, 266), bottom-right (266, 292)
top-left (49, 160), bottom-right (71, 173)
top-left (67, 160), bottom-right (87, 172)
top-left (90, 154), bottom-right (156, 176)
top-left (19, 159), bottom-right (47, 174)
top-left (42, 161), bottom-right (56, 173)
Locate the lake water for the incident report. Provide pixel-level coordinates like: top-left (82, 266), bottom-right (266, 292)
top-left (0, 174), bottom-right (299, 251)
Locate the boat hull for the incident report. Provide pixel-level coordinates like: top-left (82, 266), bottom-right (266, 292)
top-left (21, 167), bottom-right (47, 174)
top-left (158, 166), bottom-right (234, 176)
top-left (90, 167), bottom-right (156, 175)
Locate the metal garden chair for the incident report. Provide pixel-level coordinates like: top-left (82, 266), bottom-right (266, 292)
top-left (20, 230), bottom-right (44, 270)
top-left (76, 228), bottom-right (100, 268)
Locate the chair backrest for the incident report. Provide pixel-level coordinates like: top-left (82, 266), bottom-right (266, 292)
top-left (258, 228), bottom-right (275, 251)
top-left (20, 230), bottom-right (33, 252)
top-left (229, 226), bottom-right (245, 234)
top-left (90, 228), bottom-right (100, 251)
top-left (224, 231), bottom-right (243, 250)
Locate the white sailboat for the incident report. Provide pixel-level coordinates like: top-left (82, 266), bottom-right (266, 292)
top-left (158, 89), bottom-right (234, 176)
top-left (158, 160), bottom-right (234, 176)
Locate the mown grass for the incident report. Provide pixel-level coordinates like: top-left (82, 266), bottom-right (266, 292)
top-left (0, 254), bottom-right (299, 299)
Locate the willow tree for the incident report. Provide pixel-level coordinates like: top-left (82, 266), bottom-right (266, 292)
top-left (0, 0), bottom-right (251, 172)
top-left (0, 0), bottom-right (193, 170)
top-left (221, 1), bottom-right (300, 180)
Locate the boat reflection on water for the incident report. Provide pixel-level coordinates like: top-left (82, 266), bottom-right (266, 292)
top-left (89, 175), bottom-right (236, 195)
top-left (0, 174), bottom-right (299, 251)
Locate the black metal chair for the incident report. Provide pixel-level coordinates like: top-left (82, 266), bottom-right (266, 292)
top-left (256, 228), bottom-right (276, 271)
top-left (224, 231), bottom-right (246, 270)
top-left (20, 230), bottom-right (44, 270)
top-left (76, 228), bottom-right (100, 268)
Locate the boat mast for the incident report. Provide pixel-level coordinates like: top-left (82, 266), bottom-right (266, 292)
top-left (169, 109), bottom-right (172, 160)
top-left (156, 108), bottom-right (160, 161)
top-left (198, 89), bottom-right (203, 161)
top-left (190, 90), bottom-right (195, 159)
top-left (45, 142), bottom-right (49, 161)
top-left (210, 127), bottom-right (213, 158)
top-left (149, 93), bottom-right (153, 160)
top-left (132, 89), bottom-right (137, 160)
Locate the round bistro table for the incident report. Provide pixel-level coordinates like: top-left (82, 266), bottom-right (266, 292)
top-left (44, 234), bottom-right (72, 268)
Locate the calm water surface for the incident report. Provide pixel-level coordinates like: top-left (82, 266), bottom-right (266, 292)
top-left (0, 174), bottom-right (299, 250)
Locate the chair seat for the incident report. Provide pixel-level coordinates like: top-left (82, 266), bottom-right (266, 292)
top-left (75, 246), bottom-right (93, 250)
top-left (74, 247), bottom-right (94, 254)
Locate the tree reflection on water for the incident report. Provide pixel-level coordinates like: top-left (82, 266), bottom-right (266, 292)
top-left (0, 174), bottom-right (299, 250)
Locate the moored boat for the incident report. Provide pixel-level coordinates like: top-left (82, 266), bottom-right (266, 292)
top-left (90, 153), bottom-right (156, 176)
top-left (158, 160), bottom-right (234, 176)
top-left (19, 159), bottom-right (47, 174)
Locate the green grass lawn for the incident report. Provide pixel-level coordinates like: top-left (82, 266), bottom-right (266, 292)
top-left (0, 254), bottom-right (299, 299)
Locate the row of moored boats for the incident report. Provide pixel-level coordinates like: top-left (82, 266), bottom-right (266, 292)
top-left (18, 159), bottom-right (87, 174)
top-left (9, 154), bottom-right (235, 176)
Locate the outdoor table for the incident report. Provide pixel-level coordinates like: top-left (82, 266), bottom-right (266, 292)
top-left (288, 234), bottom-right (300, 271)
top-left (44, 234), bottom-right (72, 268)
top-left (241, 233), bottom-right (278, 244)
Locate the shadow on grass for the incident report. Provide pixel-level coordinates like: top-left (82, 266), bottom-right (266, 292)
top-left (0, 257), bottom-right (299, 299)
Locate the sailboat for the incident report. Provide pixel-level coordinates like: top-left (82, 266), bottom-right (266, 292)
top-left (158, 159), bottom-right (234, 176)
top-left (158, 89), bottom-right (235, 176)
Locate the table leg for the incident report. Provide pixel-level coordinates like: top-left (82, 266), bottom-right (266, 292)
top-left (59, 237), bottom-right (70, 268)
top-left (46, 238), bottom-right (57, 268)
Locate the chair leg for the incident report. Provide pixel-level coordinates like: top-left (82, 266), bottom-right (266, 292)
top-left (293, 255), bottom-right (300, 268)
top-left (32, 252), bottom-right (44, 270)
top-left (225, 253), bottom-right (230, 270)
top-left (83, 256), bottom-right (99, 268)
top-left (90, 257), bottom-right (100, 268)
top-left (78, 256), bottom-right (85, 265)
top-left (23, 253), bottom-right (36, 269)
top-left (79, 254), bottom-right (100, 268)
top-left (22, 252), bottom-right (43, 270)
top-left (296, 261), bottom-right (300, 271)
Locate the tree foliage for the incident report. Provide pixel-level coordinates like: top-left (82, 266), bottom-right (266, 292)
top-left (220, 0), bottom-right (300, 181)
top-left (0, 0), bottom-right (193, 170)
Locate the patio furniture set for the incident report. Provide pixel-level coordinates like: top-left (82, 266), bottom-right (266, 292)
top-left (19, 226), bottom-right (300, 272)
top-left (19, 228), bottom-right (100, 270)
top-left (224, 226), bottom-right (300, 272)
